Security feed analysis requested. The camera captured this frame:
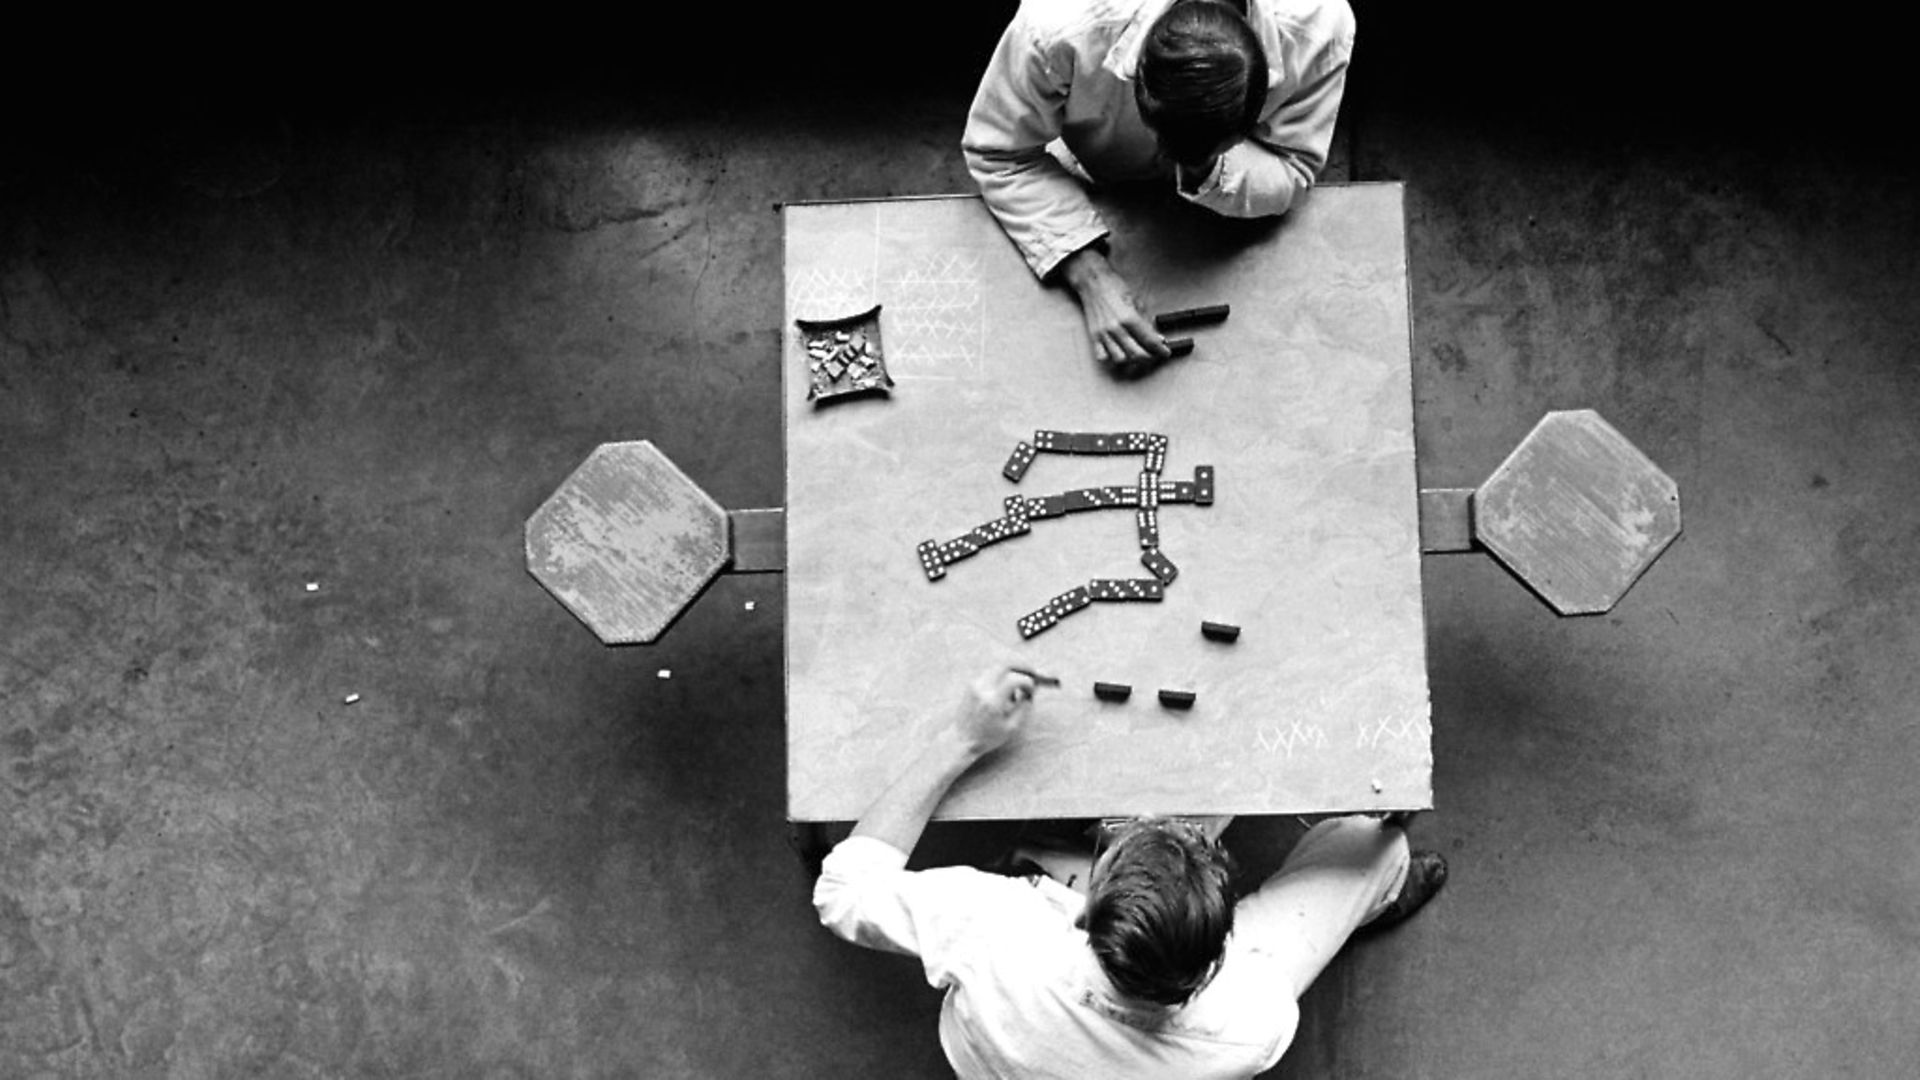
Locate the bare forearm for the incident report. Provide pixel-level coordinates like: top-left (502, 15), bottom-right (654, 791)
top-left (1054, 243), bottom-right (1104, 292)
top-left (851, 730), bottom-right (987, 856)
top-left (1054, 245), bottom-right (1169, 370)
top-left (850, 667), bottom-right (1035, 856)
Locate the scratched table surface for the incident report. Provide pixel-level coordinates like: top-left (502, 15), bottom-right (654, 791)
top-left (783, 185), bottom-right (1429, 821)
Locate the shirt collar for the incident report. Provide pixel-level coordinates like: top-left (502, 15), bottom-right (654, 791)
top-left (1074, 949), bottom-right (1184, 1031)
top-left (1103, 0), bottom-right (1182, 80)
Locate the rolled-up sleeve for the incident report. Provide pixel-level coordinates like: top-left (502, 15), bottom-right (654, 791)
top-left (813, 836), bottom-right (1041, 990)
top-left (1178, 14), bottom-right (1353, 218)
top-left (962, 14), bottom-right (1111, 279)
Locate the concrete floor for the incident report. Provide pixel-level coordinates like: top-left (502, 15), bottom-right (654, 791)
top-left (4, 12), bottom-right (1917, 1078)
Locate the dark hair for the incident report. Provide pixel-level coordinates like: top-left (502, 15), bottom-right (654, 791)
top-left (1082, 818), bottom-right (1236, 1006)
top-left (1135, 0), bottom-right (1269, 167)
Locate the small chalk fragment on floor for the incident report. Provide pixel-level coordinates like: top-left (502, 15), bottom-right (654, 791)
top-left (744, 601), bottom-right (756, 611)
top-left (657, 669), bottom-right (672, 679)
top-left (343, 693), bottom-right (361, 705)
top-left (305, 582), bottom-right (320, 592)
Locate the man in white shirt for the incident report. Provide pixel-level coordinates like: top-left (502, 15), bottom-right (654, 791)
top-left (964, 0), bottom-right (1355, 375)
top-left (812, 666), bottom-right (1447, 1078)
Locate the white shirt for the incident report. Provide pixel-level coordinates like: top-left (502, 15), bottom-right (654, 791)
top-left (813, 836), bottom-right (1301, 1079)
top-left (962, 0), bottom-right (1356, 278)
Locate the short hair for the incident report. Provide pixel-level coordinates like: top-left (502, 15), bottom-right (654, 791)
top-left (1082, 817), bottom-right (1236, 1006)
top-left (1135, 0), bottom-right (1269, 167)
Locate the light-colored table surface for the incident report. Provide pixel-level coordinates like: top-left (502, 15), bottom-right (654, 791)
top-left (782, 185), bottom-right (1430, 821)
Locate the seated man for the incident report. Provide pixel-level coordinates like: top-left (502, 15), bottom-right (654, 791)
top-left (812, 666), bottom-right (1446, 1078)
top-left (964, 0), bottom-right (1356, 374)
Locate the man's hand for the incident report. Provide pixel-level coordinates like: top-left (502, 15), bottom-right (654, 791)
top-left (850, 665), bottom-right (1040, 854)
top-left (951, 666), bottom-right (1038, 758)
top-left (1056, 246), bottom-right (1171, 375)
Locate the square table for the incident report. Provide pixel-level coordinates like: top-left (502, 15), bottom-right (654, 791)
top-left (782, 185), bottom-right (1429, 822)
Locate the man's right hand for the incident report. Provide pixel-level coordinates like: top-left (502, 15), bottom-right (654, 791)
top-left (1056, 246), bottom-right (1171, 375)
top-left (950, 666), bottom-right (1038, 758)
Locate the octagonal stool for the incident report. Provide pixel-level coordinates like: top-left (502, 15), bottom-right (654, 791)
top-left (1418, 409), bottom-right (1682, 615)
top-left (525, 441), bottom-right (782, 644)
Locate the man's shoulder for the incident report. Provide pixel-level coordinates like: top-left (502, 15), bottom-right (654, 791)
top-left (1013, 0), bottom-right (1156, 47)
top-left (938, 865), bottom-right (1087, 920)
top-left (1256, 0), bottom-right (1356, 47)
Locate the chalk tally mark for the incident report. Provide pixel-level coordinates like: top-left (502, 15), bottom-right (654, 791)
top-left (885, 251), bottom-right (983, 371)
top-left (1256, 717), bottom-right (1329, 757)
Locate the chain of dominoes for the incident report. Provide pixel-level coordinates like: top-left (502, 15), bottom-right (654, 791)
top-left (915, 430), bottom-right (1215, 639)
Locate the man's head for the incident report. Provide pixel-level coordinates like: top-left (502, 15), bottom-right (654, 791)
top-left (1134, 0), bottom-right (1268, 169)
top-left (1080, 817), bottom-right (1236, 1006)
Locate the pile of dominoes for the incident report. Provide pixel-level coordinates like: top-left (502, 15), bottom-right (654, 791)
top-left (798, 308), bottom-right (894, 403)
top-left (916, 430), bottom-right (1215, 639)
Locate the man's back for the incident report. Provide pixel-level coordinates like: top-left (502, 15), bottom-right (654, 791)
top-left (942, 924), bottom-right (1302, 1078)
top-left (815, 837), bottom-right (1298, 1079)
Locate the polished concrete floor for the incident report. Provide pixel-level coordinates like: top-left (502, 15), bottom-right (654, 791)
top-left (4, 12), bottom-right (1917, 1078)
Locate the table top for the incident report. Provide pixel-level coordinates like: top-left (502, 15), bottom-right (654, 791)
top-left (782, 185), bottom-right (1430, 821)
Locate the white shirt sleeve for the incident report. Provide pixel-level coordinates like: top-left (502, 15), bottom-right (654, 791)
top-left (812, 836), bottom-right (1059, 990)
top-left (1177, 38), bottom-right (1350, 218)
top-left (1179, 0), bottom-right (1356, 218)
top-left (962, 11), bottom-right (1113, 279)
